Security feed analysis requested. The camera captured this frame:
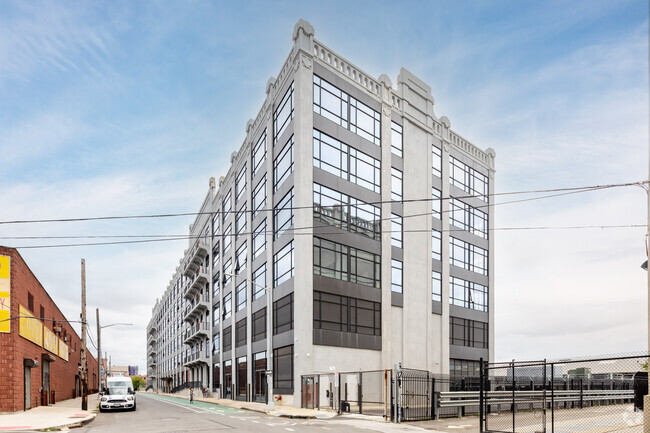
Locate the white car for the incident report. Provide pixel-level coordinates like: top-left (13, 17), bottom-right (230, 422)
top-left (99, 377), bottom-right (136, 412)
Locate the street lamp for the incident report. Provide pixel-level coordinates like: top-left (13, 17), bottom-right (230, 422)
top-left (223, 272), bottom-right (274, 409)
top-left (96, 308), bottom-right (133, 394)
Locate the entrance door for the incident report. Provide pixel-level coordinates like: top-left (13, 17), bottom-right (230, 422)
top-left (253, 352), bottom-right (266, 403)
top-left (24, 366), bottom-right (31, 410)
top-left (301, 376), bottom-right (318, 409)
top-left (42, 361), bottom-right (50, 406)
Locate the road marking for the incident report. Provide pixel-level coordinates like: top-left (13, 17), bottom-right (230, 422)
top-left (285, 429), bottom-right (295, 432)
top-left (144, 395), bottom-right (208, 413)
top-left (252, 420), bottom-right (259, 423)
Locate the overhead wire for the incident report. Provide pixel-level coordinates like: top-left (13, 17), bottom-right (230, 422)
top-left (1, 180), bottom-right (646, 249)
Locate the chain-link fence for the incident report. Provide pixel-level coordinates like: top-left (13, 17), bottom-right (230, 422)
top-left (481, 354), bottom-right (648, 433)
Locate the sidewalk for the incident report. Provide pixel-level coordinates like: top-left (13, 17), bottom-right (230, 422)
top-left (0, 394), bottom-right (97, 431)
top-left (156, 391), bottom-right (337, 419)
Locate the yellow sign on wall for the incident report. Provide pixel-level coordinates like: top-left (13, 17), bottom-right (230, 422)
top-left (58, 339), bottom-right (69, 361)
top-left (43, 326), bottom-right (58, 354)
top-left (0, 255), bottom-right (10, 333)
top-left (19, 305), bottom-right (42, 347)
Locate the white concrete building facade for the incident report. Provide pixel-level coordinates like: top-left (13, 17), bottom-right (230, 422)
top-left (147, 19), bottom-right (495, 406)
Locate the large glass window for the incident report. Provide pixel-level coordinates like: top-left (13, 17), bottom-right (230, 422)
top-left (450, 156), bottom-right (488, 202)
top-left (223, 258), bottom-right (232, 286)
top-left (273, 293), bottom-right (293, 335)
top-left (252, 263), bottom-right (266, 301)
top-left (432, 271), bottom-right (442, 302)
top-left (223, 225), bottom-right (232, 256)
top-left (391, 121), bottom-right (403, 157)
top-left (212, 334), bottom-right (220, 355)
top-left (273, 136), bottom-right (294, 191)
top-left (313, 183), bottom-right (381, 241)
top-left (235, 318), bottom-right (247, 347)
top-left (450, 359), bottom-right (481, 378)
top-left (274, 189), bottom-right (293, 239)
top-left (313, 291), bottom-right (381, 336)
top-left (252, 220), bottom-right (266, 259)
top-left (212, 241), bottom-right (220, 269)
top-left (450, 276), bottom-right (488, 312)
top-left (432, 145), bottom-right (442, 178)
top-left (450, 317), bottom-right (488, 349)
top-left (212, 213), bottom-right (220, 238)
top-left (274, 241), bottom-right (294, 287)
top-left (432, 187), bottom-right (441, 220)
top-left (273, 345), bottom-right (293, 392)
top-left (213, 304), bottom-right (220, 327)
top-left (313, 237), bottom-right (380, 288)
top-left (252, 176), bottom-right (266, 219)
top-left (313, 130), bottom-right (381, 193)
top-left (391, 167), bottom-right (403, 201)
top-left (252, 130), bottom-right (267, 176)
top-left (236, 206), bottom-right (247, 238)
top-left (432, 229), bottom-right (441, 261)
top-left (223, 326), bottom-right (232, 352)
top-left (391, 214), bottom-right (402, 248)
top-left (391, 259), bottom-right (403, 293)
top-left (252, 308), bottom-right (266, 342)
top-left (450, 198), bottom-right (488, 239)
top-left (450, 237), bottom-right (488, 275)
top-left (236, 280), bottom-right (247, 312)
top-left (235, 242), bottom-right (247, 272)
top-left (222, 190), bottom-right (232, 224)
top-left (236, 167), bottom-right (246, 202)
top-left (223, 293), bottom-right (232, 320)
top-left (313, 75), bottom-right (380, 145)
top-left (274, 82), bottom-right (294, 144)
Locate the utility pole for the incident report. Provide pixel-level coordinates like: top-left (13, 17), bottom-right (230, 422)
top-left (80, 259), bottom-right (88, 411)
top-left (96, 308), bottom-right (101, 394)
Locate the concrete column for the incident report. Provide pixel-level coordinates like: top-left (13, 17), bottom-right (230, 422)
top-left (291, 19), bottom-right (315, 405)
top-left (440, 118), bottom-right (451, 376)
top-left (486, 148), bottom-right (496, 364)
top-left (378, 75), bottom-right (394, 371)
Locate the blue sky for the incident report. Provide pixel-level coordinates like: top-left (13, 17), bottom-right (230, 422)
top-left (1, 1), bottom-right (648, 371)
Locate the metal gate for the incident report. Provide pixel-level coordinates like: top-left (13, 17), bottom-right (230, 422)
top-left (393, 367), bottom-right (436, 422)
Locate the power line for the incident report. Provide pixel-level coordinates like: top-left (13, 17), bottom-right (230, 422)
top-left (0, 180), bottom-right (643, 226)
top-left (7, 224), bottom-right (645, 250)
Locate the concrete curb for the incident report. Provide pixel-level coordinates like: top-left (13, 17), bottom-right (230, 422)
top-left (34, 412), bottom-right (96, 432)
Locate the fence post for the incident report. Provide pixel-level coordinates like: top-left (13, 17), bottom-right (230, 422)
top-left (461, 378), bottom-right (466, 416)
top-left (579, 379), bottom-right (583, 409)
top-left (550, 363), bottom-right (555, 433)
top-left (512, 359), bottom-right (517, 432)
top-left (432, 376), bottom-right (438, 420)
top-left (542, 359), bottom-right (547, 433)
top-left (358, 372), bottom-right (362, 414)
top-left (479, 358), bottom-right (484, 433)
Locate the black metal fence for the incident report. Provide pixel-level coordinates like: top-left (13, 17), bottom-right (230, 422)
top-left (170, 380), bottom-right (202, 394)
top-left (480, 354), bottom-right (648, 433)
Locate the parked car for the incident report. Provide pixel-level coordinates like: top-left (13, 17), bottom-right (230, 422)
top-left (99, 377), bottom-right (136, 412)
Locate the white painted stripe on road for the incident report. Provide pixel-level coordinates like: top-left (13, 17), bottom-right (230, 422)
top-left (143, 395), bottom-right (210, 414)
top-left (285, 429), bottom-right (295, 432)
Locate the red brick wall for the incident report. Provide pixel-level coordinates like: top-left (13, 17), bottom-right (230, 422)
top-left (0, 248), bottom-right (98, 412)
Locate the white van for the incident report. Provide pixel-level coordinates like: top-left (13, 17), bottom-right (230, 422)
top-left (99, 376), bottom-right (136, 412)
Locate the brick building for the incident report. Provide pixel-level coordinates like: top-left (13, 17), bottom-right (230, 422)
top-left (0, 247), bottom-right (98, 412)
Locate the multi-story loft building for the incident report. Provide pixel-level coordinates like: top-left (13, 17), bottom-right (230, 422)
top-left (147, 19), bottom-right (495, 406)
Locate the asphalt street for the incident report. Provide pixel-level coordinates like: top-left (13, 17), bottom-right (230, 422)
top-left (75, 393), bottom-right (419, 433)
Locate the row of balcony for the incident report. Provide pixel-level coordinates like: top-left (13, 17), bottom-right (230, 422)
top-left (183, 322), bottom-right (210, 346)
top-left (183, 239), bottom-right (209, 279)
top-left (183, 268), bottom-right (209, 300)
top-left (183, 350), bottom-right (210, 367)
top-left (183, 293), bottom-right (210, 323)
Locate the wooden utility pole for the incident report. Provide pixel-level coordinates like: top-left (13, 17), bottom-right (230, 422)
top-left (96, 308), bottom-right (101, 394)
top-left (81, 259), bottom-right (88, 411)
